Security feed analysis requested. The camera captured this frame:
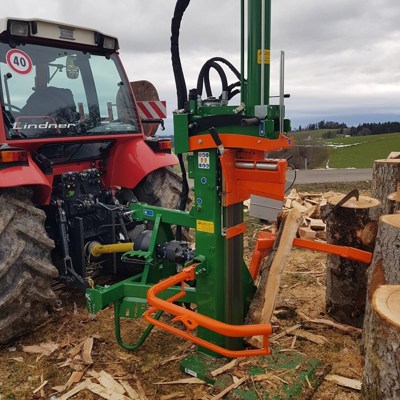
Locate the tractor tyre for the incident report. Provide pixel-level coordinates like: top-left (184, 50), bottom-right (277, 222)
top-left (133, 167), bottom-right (188, 209)
top-left (0, 188), bottom-right (58, 344)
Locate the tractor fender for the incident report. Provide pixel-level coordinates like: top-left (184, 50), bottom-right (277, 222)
top-left (104, 139), bottom-right (178, 189)
top-left (0, 157), bottom-right (52, 204)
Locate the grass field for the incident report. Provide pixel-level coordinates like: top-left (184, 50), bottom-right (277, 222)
top-left (326, 132), bottom-right (399, 168)
top-left (290, 128), bottom-right (342, 143)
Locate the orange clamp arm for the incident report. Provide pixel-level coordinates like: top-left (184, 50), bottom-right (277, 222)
top-left (144, 264), bottom-right (272, 358)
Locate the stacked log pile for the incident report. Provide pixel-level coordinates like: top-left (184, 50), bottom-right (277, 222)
top-left (281, 188), bottom-right (343, 242)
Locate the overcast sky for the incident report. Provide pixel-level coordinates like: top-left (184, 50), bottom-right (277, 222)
top-left (3, 0), bottom-right (400, 129)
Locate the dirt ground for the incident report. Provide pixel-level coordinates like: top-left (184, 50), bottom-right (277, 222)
top-left (0, 182), bottom-right (371, 400)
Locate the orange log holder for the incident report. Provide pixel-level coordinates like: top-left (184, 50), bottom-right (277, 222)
top-left (144, 264), bottom-right (272, 358)
top-left (250, 231), bottom-right (373, 279)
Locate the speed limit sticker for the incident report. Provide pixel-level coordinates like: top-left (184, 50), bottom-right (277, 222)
top-left (6, 49), bottom-right (33, 75)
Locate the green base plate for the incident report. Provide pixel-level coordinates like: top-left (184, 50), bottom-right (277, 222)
top-left (180, 346), bottom-right (330, 399)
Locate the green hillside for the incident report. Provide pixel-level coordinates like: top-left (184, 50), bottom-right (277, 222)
top-left (326, 133), bottom-right (400, 168)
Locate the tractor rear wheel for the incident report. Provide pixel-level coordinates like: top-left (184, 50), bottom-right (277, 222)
top-left (0, 188), bottom-right (58, 344)
top-left (133, 167), bottom-right (188, 209)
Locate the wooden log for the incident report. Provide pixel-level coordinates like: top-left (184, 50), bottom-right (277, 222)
top-left (363, 214), bottom-right (400, 350)
top-left (362, 285), bottom-right (400, 399)
top-left (387, 183), bottom-right (400, 214)
top-left (371, 159), bottom-right (400, 215)
top-left (325, 195), bottom-right (380, 327)
top-left (246, 208), bottom-right (301, 346)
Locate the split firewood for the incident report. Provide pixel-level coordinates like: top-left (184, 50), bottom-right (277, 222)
top-left (9, 357), bottom-right (24, 362)
top-left (284, 198), bottom-right (292, 208)
top-left (159, 353), bottom-right (187, 366)
top-left (248, 208), bottom-right (302, 347)
top-left (82, 336), bottom-right (94, 365)
top-left (298, 227), bottom-right (316, 240)
top-left (210, 376), bottom-right (248, 400)
top-left (22, 342), bottom-right (58, 356)
top-left (255, 209), bottom-right (301, 323)
top-left (291, 200), bottom-right (309, 214)
top-left (297, 311), bottom-right (362, 334)
top-left (160, 392), bottom-right (186, 400)
top-left (305, 217), bottom-right (326, 231)
top-left (32, 379), bottom-right (48, 395)
top-left (132, 375), bottom-right (148, 399)
top-left (58, 379), bottom-right (92, 400)
top-left (325, 374), bottom-right (361, 391)
top-left (210, 359), bottom-right (238, 377)
top-left (120, 381), bottom-right (141, 400)
top-left (287, 329), bottom-right (329, 345)
top-left (270, 324), bottom-right (302, 342)
top-left (87, 382), bottom-right (131, 400)
top-left (154, 378), bottom-right (208, 385)
top-left (96, 370), bottom-right (126, 395)
top-left (64, 371), bottom-right (85, 390)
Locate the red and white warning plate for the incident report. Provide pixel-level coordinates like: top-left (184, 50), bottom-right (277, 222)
top-left (136, 101), bottom-right (167, 119)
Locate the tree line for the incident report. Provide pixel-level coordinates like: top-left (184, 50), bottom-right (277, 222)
top-left (298, 120), bottom-right (400, 136)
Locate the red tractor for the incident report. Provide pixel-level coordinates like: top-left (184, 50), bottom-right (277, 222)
top-left (0, 18), bottom-right (184, 342)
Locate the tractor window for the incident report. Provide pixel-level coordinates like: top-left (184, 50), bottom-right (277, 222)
top-left (0, 42), bottom-right (140, 139)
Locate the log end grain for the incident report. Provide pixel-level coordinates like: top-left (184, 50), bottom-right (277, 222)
top-left (373, 285), bottom-right (400, 328)
top-left (373, 158), bottom-right (400, 165)
top-left (328, 195), bottom-right (380, 209)
top-left (381, 214), bottom-right (400, 229)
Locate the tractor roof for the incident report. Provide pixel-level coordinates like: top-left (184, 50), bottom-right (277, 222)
top-left (0, 17), bottom-right (119, 51)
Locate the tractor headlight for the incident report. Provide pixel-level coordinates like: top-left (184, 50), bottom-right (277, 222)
top-left (103, 36), bottom-right (116, 50)
top-left (9, 21), bottom-right (30, 36)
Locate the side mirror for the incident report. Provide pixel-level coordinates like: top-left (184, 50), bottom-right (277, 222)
top-left (66, 55), bottom-right (79, 79)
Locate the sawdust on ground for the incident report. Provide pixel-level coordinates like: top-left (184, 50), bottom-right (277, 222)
top-left (0, 182), bottom-right (370, 399)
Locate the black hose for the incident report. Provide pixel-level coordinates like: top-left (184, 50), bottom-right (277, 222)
top-left (171, 0), bottom-right (190, 109)
top-left (196, 57), bottom-right (242, 101)
top-left (171, 0), bottom-right (191, 240)
top-left (197, 61), bottom-right (228, 98)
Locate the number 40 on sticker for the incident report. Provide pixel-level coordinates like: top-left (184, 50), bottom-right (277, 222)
top-left (6, 49), bottom-right (33, 75)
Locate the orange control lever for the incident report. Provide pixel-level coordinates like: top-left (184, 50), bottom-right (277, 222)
top-left (144, 264), bottom-right (272, 358)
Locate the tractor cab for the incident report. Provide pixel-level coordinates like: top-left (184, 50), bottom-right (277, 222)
top-left (0, 18), bottom-right (140, 141)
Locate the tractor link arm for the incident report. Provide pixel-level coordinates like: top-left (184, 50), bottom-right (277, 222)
top-left (56, 200), bottom-right (87, 289)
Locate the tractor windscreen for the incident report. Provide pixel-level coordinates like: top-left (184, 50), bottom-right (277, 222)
top-left (0, 42), bottom-right (140, 139)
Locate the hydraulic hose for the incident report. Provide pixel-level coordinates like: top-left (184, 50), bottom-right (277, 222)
top-left (171, 0), bottom-right (190, 109)
top-left (171, 0), bottom-right (190, 240)
top-left (196, 57), bottom-right (242, 101)
top-left (197, 61), bottom-right (228, 98)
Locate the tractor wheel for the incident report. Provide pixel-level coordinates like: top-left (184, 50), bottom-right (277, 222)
top-left (0, 188), bottom-right (58, 344)
top-left (133, 167), bottom-right (188, 209)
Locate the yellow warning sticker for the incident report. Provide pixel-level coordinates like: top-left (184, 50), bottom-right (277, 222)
top-left (196, 220), bottom-right (215, 234)
top-left (257, 49), bottom-right (271, 64)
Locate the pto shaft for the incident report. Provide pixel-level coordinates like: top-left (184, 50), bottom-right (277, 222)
top-left (89, 242), bottom-right (133, 257)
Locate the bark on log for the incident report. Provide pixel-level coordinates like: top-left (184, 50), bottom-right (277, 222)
top-left (363, 214), bottom-right (400, 349)
top-left (362, 285), bottom-right (400, 400)
top-left (371, 159), bottom-right (400, 215)
top-left (325, 195), bottom-right (380, 327)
